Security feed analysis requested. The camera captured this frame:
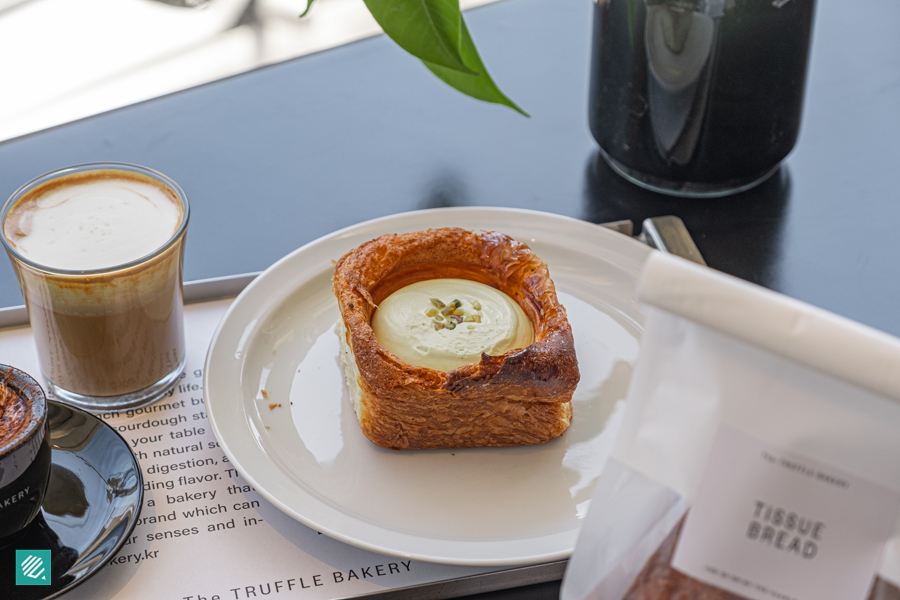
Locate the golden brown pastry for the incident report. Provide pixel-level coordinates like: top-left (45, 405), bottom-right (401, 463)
top-left (332, 227), bottom-right (579, 450)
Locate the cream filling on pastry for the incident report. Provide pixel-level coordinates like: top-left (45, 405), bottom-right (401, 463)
top-left (335, 320), bottom-right (365, 421)
top-left (370, 278), bottom-right (534, 372)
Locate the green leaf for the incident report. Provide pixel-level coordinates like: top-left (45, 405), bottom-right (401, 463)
top-left (363, 0), bottom-right (475, 74)
top-left (423, 19), bottom-right (528, 116)
top-left (626, 0), bottom-right (637, 45)
top-left (299, 0), bottom-right (315, 18)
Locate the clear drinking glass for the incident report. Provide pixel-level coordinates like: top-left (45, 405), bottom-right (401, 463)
top-left (0, 163), bottom-right (190, 411)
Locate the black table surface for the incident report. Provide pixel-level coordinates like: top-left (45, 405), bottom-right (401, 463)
top-left (0, 0), bottom-right (898, 596)
top-left (2, 0), bottom-right (899, 338)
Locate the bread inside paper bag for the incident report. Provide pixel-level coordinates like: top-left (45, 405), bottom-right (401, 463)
top-left (562, 253), bottom-right (900, 600)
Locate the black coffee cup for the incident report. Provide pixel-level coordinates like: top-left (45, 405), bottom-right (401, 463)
top-left (588, 0), bottom-right (815, 197)
top-left (0, 365), bottom-right (51, 546)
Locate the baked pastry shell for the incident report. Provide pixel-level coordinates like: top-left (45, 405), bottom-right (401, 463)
top-left (332, 228), bottom-right (580, 449)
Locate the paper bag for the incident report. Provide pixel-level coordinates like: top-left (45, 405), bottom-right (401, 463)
top-left (561, 253), bottom-right (900, 600)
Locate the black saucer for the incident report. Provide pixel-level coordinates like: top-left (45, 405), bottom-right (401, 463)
top-left (1, 401), bottom-right (143, 599)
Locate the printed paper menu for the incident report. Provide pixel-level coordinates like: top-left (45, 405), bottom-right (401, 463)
top-left (0, 300), bottom-right (498, 600)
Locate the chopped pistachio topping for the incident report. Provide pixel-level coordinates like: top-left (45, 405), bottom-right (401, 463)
top-left (424, 296), bottom-right (483, 331)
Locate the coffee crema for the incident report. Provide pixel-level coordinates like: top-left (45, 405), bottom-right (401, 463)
top-left (3, 170), bottom-right (182, 271)
top-left (0, 381), bottom-right (29, 449)
top-left (0, 365), bottom-right (50, 544)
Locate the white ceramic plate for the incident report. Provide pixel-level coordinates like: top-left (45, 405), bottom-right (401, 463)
top-left (204, 207), bottom-right (650, 566)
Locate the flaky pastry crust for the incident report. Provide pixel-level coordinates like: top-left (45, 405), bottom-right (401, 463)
top-left (332, 227), bottom-right (579, 450)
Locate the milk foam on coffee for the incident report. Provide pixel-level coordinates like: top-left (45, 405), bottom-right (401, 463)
top-left (6, 177), bottom-right (181, 270)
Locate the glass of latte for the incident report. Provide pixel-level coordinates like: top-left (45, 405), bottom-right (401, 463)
top-left (1, 163), bottom-right (190, 411)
